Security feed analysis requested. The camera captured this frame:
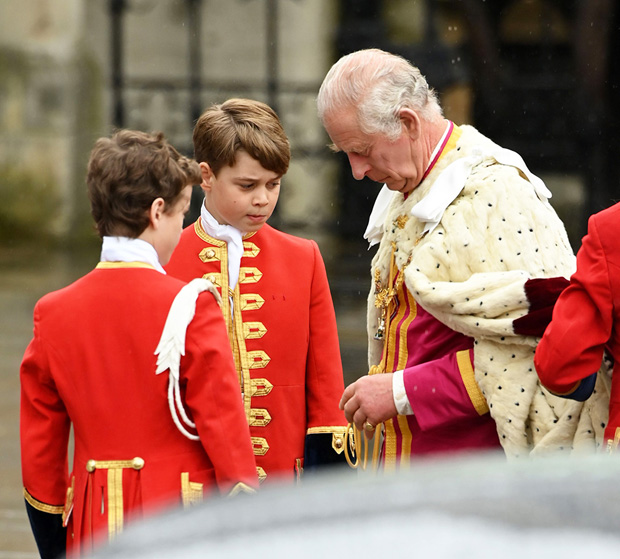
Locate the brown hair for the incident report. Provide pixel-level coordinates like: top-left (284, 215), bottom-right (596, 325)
top-left (193, 98), bottom-right (290, 176)
top-left (87, 129), bottom-right (201, 237)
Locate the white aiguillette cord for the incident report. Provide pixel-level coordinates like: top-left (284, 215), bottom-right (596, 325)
top-left (154, 278), bottom-right (222, 440)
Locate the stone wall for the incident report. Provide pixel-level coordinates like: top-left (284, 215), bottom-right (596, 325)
top-left (0, 0), bottom-right (340, 245)
top-left (0, 1), bottom-right (102, 243)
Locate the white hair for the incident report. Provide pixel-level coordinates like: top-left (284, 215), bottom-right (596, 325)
top-left (317, 48), bottom-right (443, 141)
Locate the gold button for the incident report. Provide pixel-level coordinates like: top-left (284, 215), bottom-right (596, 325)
top-left (334, 437), bottom-right (343, 450)
top-left (205, 249), bottom-right (216, 259)
top-left (86, 459), bottom-right (97, 472)
top-left (132, 457), bottom-right (145, 470)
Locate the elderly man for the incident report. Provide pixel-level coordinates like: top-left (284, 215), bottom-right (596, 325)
top-left (317, 48), bottom-right (608, 468)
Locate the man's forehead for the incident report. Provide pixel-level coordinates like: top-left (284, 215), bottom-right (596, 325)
top-left (335, 128), bottom-right (374, 152)
top-left (325, 114), bottom-right (371, 154)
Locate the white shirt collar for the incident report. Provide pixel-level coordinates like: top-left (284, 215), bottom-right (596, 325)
top-left (100, 236), bottom-right (165, 274)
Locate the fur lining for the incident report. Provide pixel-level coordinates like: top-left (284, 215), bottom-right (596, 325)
top-left (368, 125), bottom-right (609, 457)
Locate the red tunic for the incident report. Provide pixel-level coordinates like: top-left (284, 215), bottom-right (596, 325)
top-left (535, 202), bottom-right (620, 448)
top-left (20, 263), bottom-right (258, 556)
top-left (165, 221), bottom-right (347, 483)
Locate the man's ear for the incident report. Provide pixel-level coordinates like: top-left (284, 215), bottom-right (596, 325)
top-left (399, 108), bottom-right (421, 141)
top-left (199, 162), bottom-right (214, 193)
top-left (148, 197), bottom-right (166, 229)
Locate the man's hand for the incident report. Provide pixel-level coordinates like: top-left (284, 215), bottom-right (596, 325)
top-left (339, 373), bottom-right (397, 432)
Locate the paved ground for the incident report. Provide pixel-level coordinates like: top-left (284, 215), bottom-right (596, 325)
top-left (0, 239), bottom-right (371, 557)
top-left (0, 245), bottom-right (94, 558)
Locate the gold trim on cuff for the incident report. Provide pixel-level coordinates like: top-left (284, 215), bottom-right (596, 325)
top-left (306, 427), bottom-right (348, 454)
top-left (23, 488), bottom-right (64, 515)
top-left (227, 482), bottom-right (256, 497)
top-left (457, 349), bottom-right (489, 415)
top-left (306, 426), bottom-right (348, 435)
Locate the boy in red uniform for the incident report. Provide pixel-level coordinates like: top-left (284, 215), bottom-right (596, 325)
top-left (535, 202), bottom-right (620, 451)
top-left (20, 130), bottom-right (258, 558)
top-left (165, 99), bottom-right (347, 483)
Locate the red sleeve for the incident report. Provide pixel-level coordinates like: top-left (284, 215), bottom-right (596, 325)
top-left (404, 348), bottom-right (489, 431)
top-left (304, 241), bottom-right (347, 431)
top-left (534, 215), bottom-right (612, 393)
top-left (181, 292), bottom-right (259, 492)
top-left (20, 303), bottom-right (71, 509)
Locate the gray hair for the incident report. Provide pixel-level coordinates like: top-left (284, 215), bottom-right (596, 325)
top-left (317, 48), bottom-right (443, 141)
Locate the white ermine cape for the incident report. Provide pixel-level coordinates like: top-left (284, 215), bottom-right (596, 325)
top-left (368, 125), bottom-right (610, 458)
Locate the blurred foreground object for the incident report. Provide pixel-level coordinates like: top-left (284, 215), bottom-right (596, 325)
top-left (91, 451), bottom-right (620, 559)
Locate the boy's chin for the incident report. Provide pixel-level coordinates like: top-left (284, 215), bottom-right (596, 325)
top-left (242, 218), bottom-right (269, 232)
top-left (242, 224), bottom-right (266, 234)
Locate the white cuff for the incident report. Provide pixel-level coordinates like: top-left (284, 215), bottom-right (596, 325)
top-left (392, 370), bottom-right (414, 416)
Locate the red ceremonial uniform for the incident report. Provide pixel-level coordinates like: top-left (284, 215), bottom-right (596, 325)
top-left (20, 262), bottom-right (258, 556)
top-left (535, 202), bottom-right (620, 449)
top-left (165, 220), bottom-right (347, 483)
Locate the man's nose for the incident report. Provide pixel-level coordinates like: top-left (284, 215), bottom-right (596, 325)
top-left (348, 153), bottom-right (370, 181)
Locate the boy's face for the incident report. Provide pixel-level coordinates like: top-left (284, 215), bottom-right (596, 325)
top-left (201, 150), bottom-right (281, 233)
top-left (157, 184), bottom-right (193, 265)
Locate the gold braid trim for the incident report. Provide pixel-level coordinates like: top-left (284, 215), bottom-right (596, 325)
top-left (344, 245), bottom-right (400, 471)
top-left (23, 488), bottom-right (64, 514)
top-left (85, 457), bottom-right (145, 542)
top-left (227, 482), bottom-right (257, 497)
top-left (456, 349), bottom-right (490, 415)
top-left (181, 472), bottom-right (203, 507)
top-left (306, 426), bottom-right (348, 454)
top-left (96, 261), bottom-right (155, 270)
top-left (306, 425), bottom-right (347, 434)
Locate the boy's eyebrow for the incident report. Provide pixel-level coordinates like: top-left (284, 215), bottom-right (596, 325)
top-left (234, 174), bottom-right (283, 181)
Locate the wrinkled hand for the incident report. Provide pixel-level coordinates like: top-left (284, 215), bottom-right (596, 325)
top-left (339, 374), bottom-right (397, 433)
